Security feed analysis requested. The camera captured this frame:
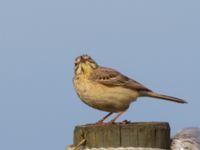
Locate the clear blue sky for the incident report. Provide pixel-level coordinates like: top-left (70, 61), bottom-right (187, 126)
top-left (0, 1), bottom-right (200, 150)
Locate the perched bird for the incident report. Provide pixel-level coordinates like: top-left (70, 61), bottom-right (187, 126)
top-left (73, 54), bottom-right (187, 124)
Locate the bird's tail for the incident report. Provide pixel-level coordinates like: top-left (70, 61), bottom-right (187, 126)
top-left (140, 91), bottom-right (187, 104)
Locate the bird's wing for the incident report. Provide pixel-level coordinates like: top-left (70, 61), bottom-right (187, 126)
top-left (89, 67), bottom-right (151, 91)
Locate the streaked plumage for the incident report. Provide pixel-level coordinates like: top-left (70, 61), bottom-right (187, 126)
top-left (73, 54), bottom-right (187, 124)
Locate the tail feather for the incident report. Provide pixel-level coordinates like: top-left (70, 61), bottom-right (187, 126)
top-left (140, 91), bottom-right (187, 104)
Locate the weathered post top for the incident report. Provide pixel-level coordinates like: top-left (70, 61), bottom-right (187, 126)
top-left (72, 122), bottom-right (170, 149)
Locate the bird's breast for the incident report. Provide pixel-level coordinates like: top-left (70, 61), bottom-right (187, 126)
top-left (73, 76), bottom-right (139, 112)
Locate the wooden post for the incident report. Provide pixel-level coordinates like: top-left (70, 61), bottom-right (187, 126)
top-left (73, 122), bottom-right (170, 149)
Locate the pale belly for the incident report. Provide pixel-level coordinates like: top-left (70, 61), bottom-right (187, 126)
top-left (73, 77), bottom-right (139, 112)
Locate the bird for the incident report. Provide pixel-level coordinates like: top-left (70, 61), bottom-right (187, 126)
top-left (73, 54), bottom-right (187, 124)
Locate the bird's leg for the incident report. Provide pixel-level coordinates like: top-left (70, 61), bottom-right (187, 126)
top-left (107, 111), bottom-right (125, 124)
top-left (95, 112), bottom-right (113, 125)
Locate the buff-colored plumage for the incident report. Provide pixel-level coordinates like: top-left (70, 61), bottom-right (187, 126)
top-left (73, 54), bottom-right (187, 124)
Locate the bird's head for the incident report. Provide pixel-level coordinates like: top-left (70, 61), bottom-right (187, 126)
top-left (74, 54), bottom-right (98, 75)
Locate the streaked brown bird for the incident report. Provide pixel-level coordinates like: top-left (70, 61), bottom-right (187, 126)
top-left (73, 54), bottom-right (187, 124)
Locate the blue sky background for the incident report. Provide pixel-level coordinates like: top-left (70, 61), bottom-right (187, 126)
top-left (0, 1), bottom-right (200, 150)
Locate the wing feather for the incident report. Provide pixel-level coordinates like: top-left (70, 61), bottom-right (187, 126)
top-left (89, 67), bottom-right (151, 91)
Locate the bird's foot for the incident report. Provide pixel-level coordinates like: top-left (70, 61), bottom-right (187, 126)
top-left (95, 120), bottom-right (105, 125)
top-left (106, 119), bottom-right (116, 125)
top-left (94, 120), bottom-right (116, 125)
top-left (121, 119), bottom-right (131, 124)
